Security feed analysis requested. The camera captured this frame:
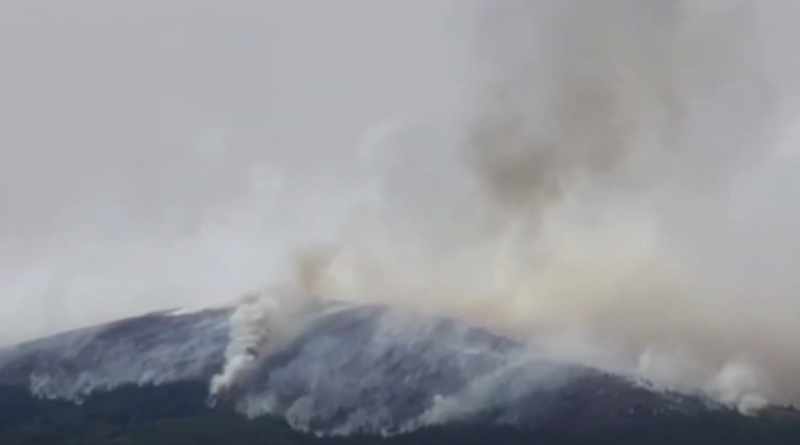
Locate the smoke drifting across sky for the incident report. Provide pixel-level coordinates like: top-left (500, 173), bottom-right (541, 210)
top-left (296, 0), bottom-right (800, 409)
top-left (0, 0), bottom-right (471, 339)
top-left (4, 0), bottom-right (800, 410)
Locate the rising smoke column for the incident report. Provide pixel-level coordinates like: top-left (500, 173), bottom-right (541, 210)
top-left (210, 293), bottom-right (287, 397)
top-left (210, 244), bottom-right (336, 397)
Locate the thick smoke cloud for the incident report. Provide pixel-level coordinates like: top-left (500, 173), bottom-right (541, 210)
top-left (290, 0), bottom-right (800, 411)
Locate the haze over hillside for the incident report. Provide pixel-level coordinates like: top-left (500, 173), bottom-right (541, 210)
top-left (3, 0), bottom-right (800, 420)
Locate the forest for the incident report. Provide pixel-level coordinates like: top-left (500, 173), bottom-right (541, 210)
top-left (1, 381), bottom-right (799, 444)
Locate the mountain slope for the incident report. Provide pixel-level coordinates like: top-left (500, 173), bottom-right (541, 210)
top-left (0, 301), bottom-right (798, 443)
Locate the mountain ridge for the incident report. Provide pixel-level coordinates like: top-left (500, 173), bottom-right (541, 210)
top-left (0, 300), bottom-right (798, 440)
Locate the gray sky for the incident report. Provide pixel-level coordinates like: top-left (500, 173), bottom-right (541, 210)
top-left (0, 1), bottom-right (476, 341)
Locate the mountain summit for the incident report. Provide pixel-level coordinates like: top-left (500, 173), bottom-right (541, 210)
top-left (4, 298), bottom-right (791, 438)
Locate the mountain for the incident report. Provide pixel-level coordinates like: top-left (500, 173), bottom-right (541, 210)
top-left (0, 300), bottom-right (799, 444)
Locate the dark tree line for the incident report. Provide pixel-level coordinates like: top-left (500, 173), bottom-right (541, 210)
top-left (1, 381), bottom-right (799, 444)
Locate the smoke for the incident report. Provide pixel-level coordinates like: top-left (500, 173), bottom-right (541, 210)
top-left (275, 0), bottom-right (800, 410)
top-left (210, 294), bottom-right (285, 396)
top-left (210, 246), bottom-right (333, 397)
top-left (4, 0), bottom-right (800, 415)
top-left (0, 0), bottom-right (462, 344)
top-left (707, 358), bottom-right (769, 414)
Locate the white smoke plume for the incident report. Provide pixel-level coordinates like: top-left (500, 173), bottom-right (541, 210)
top-left (3, 0), bottom-right (800, 417)
top-left (210, 245), bottom-right (334, 396)
top-left (276, 0), bottom-right (800, 411)
top-left (210, 293), bottom-right (286, 396)
top-left (707, 358), bottom-right (769, 414)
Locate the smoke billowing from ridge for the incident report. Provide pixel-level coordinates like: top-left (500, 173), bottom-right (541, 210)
top-left (3, 0), bottom-right (800, 417)
top-left (274, 0), bottom-right (800, 411)
top-left (210, 246), bottom-right (333, 398)
top-left (210, 294), bottom-right (285, 397)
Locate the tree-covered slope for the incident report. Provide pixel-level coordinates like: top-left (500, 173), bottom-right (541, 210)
top-left (1, 381), bottom-right (800, 445)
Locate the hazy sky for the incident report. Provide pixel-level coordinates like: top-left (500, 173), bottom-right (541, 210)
top-left (5, 3), bottom-right (800, 408)
top-left (0, 1), bottom-right (477, 340)
top-left (7, 0), bottom-right (800, 410)
top-left (0, 1), bottom-right (472, 238)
